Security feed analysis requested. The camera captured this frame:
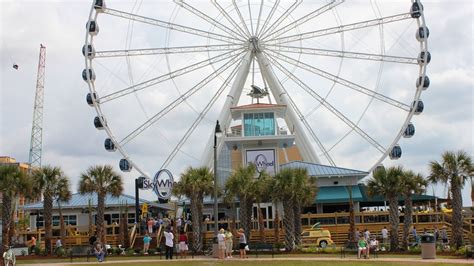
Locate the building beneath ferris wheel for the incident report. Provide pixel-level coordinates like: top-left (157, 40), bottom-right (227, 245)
top-left (194, 100), bottom-right (438, 230)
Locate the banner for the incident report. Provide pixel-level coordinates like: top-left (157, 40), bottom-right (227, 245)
top-left (245, 149), bottom-right (276, 175)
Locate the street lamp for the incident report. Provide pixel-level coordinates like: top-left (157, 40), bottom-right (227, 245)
top-left (214, 120), bottom-right (223, 235)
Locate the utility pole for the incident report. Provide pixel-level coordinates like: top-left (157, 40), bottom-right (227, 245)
top-left (29, 44), bottom-right (46, 169)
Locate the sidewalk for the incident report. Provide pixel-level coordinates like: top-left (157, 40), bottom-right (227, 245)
top-left (19, 256), bottom-right (472, 265)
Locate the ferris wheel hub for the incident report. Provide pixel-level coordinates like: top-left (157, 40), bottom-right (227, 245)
top-left (249, 36), bottom-right (261, 53)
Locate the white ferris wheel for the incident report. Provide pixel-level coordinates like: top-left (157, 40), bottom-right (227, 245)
top-left (83, 0), bottom-right (430, 179)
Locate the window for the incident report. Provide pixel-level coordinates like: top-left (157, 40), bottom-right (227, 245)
top-left (127, 213), bottom-right (135, 224)
top-left (243, 112), bottom-right (275, 136)
top-left (111, 213), bottom-right (120, 224)
top-left (52, 215), bottom-right (77, 226)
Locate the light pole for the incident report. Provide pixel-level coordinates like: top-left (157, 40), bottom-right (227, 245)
top-left (214, 120), bottom-right (222, 235)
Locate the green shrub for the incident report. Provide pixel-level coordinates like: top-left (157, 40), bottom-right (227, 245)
top-left (455, 246), bottom-right (466, 256)
top-left (408, 245), bottom-right (421, 254)
top-left (125, 248), bottom-right (135, 256)
top-left (55, 247), bottom-right (66, 257)
top-left (148, 248), bottom-right (157, 254)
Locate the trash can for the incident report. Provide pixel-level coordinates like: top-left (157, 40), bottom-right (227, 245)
top-left (420, 234), bottom-right (436, 259)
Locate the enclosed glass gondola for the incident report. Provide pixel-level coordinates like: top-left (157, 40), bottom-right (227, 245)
top-left (417, 51), bottom-right (431, 65)
top-left (104, 138), bottom-right (116, 151)
top-left (87, 20), bottom-right (99, 35)
top-left (82, 68), bottom-right (95, 82)
top-left (94, 116), bottom-right (105, 129)
top-left (389, 145), bottom-right (402, 160)
top-left (412, 100), bottom-right (424, 115)
top-left (86, 92), bottom-right (97, 106)
top-left (82, 44), bottom-right (95, 59)
top-left (416, 76), bottom-right (430, 90)
top-left (416, 26), bottom-right (429, 41)
top-left (119, 158), bottom-right (132, 172)
top-left (403, 123), bottom-right (415, 138)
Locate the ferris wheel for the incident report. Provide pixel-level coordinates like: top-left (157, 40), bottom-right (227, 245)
top-left (83, 0), bottom-right (430, 179)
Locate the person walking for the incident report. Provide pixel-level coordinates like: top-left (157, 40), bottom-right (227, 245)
top-left (164, 227), bottom-right (174, 260)
top-left (225, 228), bottom-right (233, 258)
top-left (178, 230), bottom-right (188, 259)
top-left (237, 228), bottom-right (247, 259)
top-left (217, 228), bottom-right (226, 259)
top-left (143, 233), bottom-right (152, 254)
top-left (381, 226), bottom-right (388, 251)
top-left (441, 226), bottom-right (449, 249)
top-left (412, 226), bottom-right (418, 244)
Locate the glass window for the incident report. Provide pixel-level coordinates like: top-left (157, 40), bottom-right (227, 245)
top-left (127, 213), bottom-right (135, 224)
top-left (243, 112), bottom-right (275, 136)
top-left (111, 213), bottom-right (120, 224)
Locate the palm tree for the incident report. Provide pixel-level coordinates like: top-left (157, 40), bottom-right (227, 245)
top-left (429, 151), bottom-right (473, 249)
top-left (32, 166), bottom-right (70, 254)
top-left (79, 165), bottom-right (123, 244)
top-left (367, 166), bottom-right (404, 251)
top-left (253, 171), bottom-right (272, 243)
top-left (292, 168), bottom-right (316, 247)
top-left (0, 165), bottom-right (31, 247)
top-left (400, 170), bottom-right (427, 250)
top-left (55, 177), bottom-right (72, 245)
top-left (173, 166), bottom-right (213, 252)
top-left (225, 164), bottom-right (257, 242)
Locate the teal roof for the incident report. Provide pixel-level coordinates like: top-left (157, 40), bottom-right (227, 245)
top-left (358, 184), bottom-right (439, 204)
top-left (316, 185), bottom-right (363, 203)
top-left (281, 161), bottom-right (368, 178)
top-left (23, 193), bottom-right (172, 210)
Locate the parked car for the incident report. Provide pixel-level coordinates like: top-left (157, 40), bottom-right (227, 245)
top-left (301, 223), bottom-right (334, 248)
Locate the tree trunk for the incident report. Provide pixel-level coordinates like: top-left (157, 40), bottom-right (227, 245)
top-left (44, 193), bottom-right (53, 254)
top-left (239, 198), bottom-right (252, 242)
top-left (88, 199), bottom-right (93, 237)
top-left (282, 199), bottom-right (295, 251)
top-left (274, 208), bottom-right (280, 244)
top-left (348, 187), bottom-right (355, 243)
top-left (451, 182), bottom-right (463, 248)
top-left (2, 195), bottom-right (12, 248)
top-left (245, 198), bottom-right (253, 242)
top-left (388, 196), bottom-right (400, 251)
top-left (257, 203), bottom-right (266, 243)
top-left (402, 195), bottom-right (413, 250)
top-left (9, 200), bottom-right (16, 247)
top-left (58, 201), bottom-right (66, 245)
top-left (97, 192), bottom-right (106, 244)
top-left (293, 203), bottom-right (302, 247)
top-left (190, 195), bottom-right (202, 252)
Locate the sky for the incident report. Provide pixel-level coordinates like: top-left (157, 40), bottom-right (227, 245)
top-left (0, 0), bottom-right (473, 205)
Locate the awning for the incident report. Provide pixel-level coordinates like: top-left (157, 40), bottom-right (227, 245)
top-left (315, 185), bottom-right (363, 204)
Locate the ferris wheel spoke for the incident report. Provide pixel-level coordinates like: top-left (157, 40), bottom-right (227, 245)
top-left (269, 12), bottom-right (412, 44)
top-left (99, 49), bottom-right (244, 103)
top-left (161, 57), bottom-right (242, 169)
top-left (254, 0), bottom-right (264, 37)
top-left (265, 52), bottom-right (386, 153)
top-left (95, 44), bottom-right (245, 58)
top-left (265, 45), bottom-right (418, 64)
top-left (256, 0), bottom-right (280, 38)
top-left (267, 50), bottom-right (411, 111)
top-left (119, 51), bottom-right (244, 146)
top-left (259, 0), bottom-right (302, 40)
top-left (211, 0), bottom-right (249, 38)
top-left (174, 0), bottom-right (247, 40)
top-left (232, 0), bottom-right (252, 37)
top-left (262, 0), bottom-right (343, 41)
top-left (102, 7), bottom-right (242, 44)
top-left (271, 73), bottom-right (336, 166)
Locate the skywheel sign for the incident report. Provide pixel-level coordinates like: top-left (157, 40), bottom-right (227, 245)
top-left (245, 149), bottom-right (276, 175)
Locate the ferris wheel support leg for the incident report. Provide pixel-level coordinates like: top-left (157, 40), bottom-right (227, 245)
top-left (201, 51), bottom-right (252, 168)
top-left (255, 52), bottom-right (320, 164)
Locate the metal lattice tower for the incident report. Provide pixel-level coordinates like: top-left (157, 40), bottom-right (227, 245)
top-left (28, 44), bottom-right (46, 168)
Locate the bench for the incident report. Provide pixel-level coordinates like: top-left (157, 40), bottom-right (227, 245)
top-left (69, 245), bottom-right (92, 262)
top-left (466, 245), bottom-right (473, 260)
top-left (252, 243), bottom-right (275, 258)
top-left (341, 241), bottom-right (378, 259)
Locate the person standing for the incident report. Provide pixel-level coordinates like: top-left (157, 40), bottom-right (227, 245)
top-left (364, 228), bottom-right (370, 241)
top-left (434, 226), bottom-right (439, 242)
top-left (147, 218), bottom-right (154, 234)
top-left (217, 228), bottom-right (226, 259)
top-left (441, 226), bottom-right (448, 247)
top-left (237, 228), bottom-right (247, 259)
top-left (55, 239), bottom-right (62, 254)
top-left (178, 230), bottom-right (188, 259)
top-left (143, 233), bottom-right (152, 254)
top-left (381, 226), bottom-right (388, 250)
top-left (225, 228), bottom-right (233, 258)
top-left (30, 236), bottom-right (37, 254)
top-left (164, 227), bottom-right (174, 260)
top-left (412, 226), bottom-right (418, 244)
top-left (355, 228), bottom-right (360, 242)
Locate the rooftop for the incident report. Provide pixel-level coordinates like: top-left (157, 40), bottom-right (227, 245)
top-left (280, 161), bottom-right (369, 178)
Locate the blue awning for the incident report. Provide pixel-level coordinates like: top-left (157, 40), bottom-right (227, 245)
top-left (315, 185), bottom-right (363, 204)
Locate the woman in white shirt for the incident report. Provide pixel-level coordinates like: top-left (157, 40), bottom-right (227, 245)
top-left (217, 228), bottom-right (226, 259)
